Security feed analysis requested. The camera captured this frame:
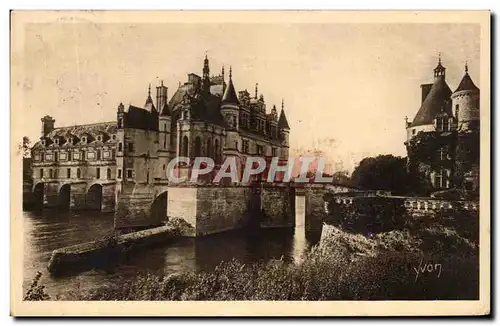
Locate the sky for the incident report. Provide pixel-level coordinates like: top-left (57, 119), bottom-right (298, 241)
top-left (19, 22), bottom-right (480, 172)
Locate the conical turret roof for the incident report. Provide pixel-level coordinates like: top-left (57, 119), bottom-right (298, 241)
top-left (410, 77), bottom-right (452, 127)
top-left (278, 108), bottom-right (290, 129)
top-left (454, 68), bottom-right (479, 93)
top-left (221, 67), bottom-right (239, 106)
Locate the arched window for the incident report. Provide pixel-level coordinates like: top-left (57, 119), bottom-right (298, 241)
top-left (206, 137), bottom-right (212, 158)
top-left (118, 142), bottom-right (123, 152)
top-left (40, 168), bottom-right (44, 178)
top-left (96, 168), bottom-right (100, 179)
top-left (194, 137), bottom-right (202, 157)
top-left (107, 168), bottom-right (111, 179)
top-left (182, 136), bottom-right (189, 157)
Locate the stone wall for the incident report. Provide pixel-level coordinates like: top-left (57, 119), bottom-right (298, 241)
top-left (167, 186), bottom-right (198, 228)
top-left (196, 186), bottom-right (253, 235)
top-left (69, 182), bottom-right (87, 210)
top-left (114, 183), bottom-right (157, 229)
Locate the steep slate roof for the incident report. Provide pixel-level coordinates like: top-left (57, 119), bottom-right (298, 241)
top-left (278, 108), bottom-right (290, 129)
top-left (454, 72), bottom-right (479, 93)
top-left (168, 85), bottom-right (227, 127)
top-left (125, 105), bottom-right (158, 131)
top-left (160, 102), bottom-right (170, 116)
top-left (46, 122), bottom-right (117, 139)
top-left (410, 77), bottom-right (452, 127)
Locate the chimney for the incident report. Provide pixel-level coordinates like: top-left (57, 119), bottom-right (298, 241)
top-left (41, 115), bottom-right (55, 138)
top-left (420, 84), bottom-right (433, 103)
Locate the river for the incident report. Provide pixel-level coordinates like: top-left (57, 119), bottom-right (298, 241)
top-left (22, 196), bottom-right (321, 298)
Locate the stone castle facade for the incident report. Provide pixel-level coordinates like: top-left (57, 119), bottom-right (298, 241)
top-left (30, 55), bottom-right (293, 232)
top-left (405, 56), bottom-right (480, 196)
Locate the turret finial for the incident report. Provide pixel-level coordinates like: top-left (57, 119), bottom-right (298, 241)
top-left (148, 83), bottom-right (151, 96)
top-left (229, 66), bottom-right (232, 79)
top-left (255, 83), bottom-right (258, 99)
top-left (438, 52), bottom-right (441, 65)
top-left (282, 98), bottom-right (284, 109)
top-left (161, 80), bottom-right (164, 86)
top-left (222, 65), bottom-right (225, 77)
top-left (465, 61), bottom-right (469, 73)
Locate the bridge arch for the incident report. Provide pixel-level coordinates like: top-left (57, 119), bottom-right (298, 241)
top-left (150, 191), bottom-right (168, 224)
top-left (32, 182), bottom-right (44, 209)
top-left (86, 183), bottom-right (103, 211)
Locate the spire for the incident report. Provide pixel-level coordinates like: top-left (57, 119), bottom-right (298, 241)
top-left (433, 53), bottom-right (446, 80)
top-left (145, 83), bottom-right (154, 105)
top-left (278, 107), bottom-right (290, 130)
top-left (281, 98), bottom-right (284, 109)
top-left (465, 61), bottom-right (469, 73)
top-left (203, 53), bottom-right (210, 79)
top-left (221, 65), bottom-right (239, 106)
top-left (255, 83), bottom-right (259, 99)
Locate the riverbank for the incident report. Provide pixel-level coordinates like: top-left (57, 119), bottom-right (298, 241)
top-left (26, 217), bottom-right (478, 301)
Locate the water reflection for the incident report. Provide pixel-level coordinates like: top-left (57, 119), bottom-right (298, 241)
top-left (23, 197), bottom-right (320, 298)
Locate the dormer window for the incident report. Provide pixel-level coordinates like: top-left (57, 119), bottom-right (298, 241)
top-left (97, 135), bottom-right (103, 142)
top-left (54, 138), bottom-right (59, 145)
top-left (41, 139), bottom-right (46, 146)
top-left (81, 136), bottom-right (87, 144)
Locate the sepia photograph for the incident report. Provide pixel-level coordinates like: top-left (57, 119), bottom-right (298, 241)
top-left (10, 10), bottom-right (490, 316)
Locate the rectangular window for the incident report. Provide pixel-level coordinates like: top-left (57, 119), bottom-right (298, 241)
top-left (72, 152), bottom-right (80, 160)
top-left (54, 169), bottom-right (58, 178)
top-left (127, 169), bottom-right (133, 179)
top-left (96, 168), bottom-right (100, 179)
top-left (45, 153), bottom-right (53, 161)
top-left (67, 168), bottom-right (71, 178)
top-left (40, 169), bottom-right (44, 178)
top-left (128, 143), bottom-right (134, 153)
top-left (272, 147), bottom-right (277, 157)
top-left (103, 151), bottom-right (110, 159)
top-left (118, 169), bottom-right (122, 179)
top-left (87, 152), bottom-right (96, 160)
top-left (59, 152), bottom-right (67, 161)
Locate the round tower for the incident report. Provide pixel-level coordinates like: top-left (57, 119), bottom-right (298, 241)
top-left (451, 63), bottom-right (480, 132)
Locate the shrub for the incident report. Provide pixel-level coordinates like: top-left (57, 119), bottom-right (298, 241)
top-left (24, 272), bottom-right (50, 301)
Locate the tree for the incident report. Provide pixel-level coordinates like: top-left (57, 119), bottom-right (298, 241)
top-left (20, 136), bottom-right (33, 183)
top-left (18, 136), bottom-right (32, 158)
top-left (331, 170), bottom-right (352, 186)
top-left (351, 155), bottom-right (410, 195)
top-left (351, 154), bottom-right (431, 196)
